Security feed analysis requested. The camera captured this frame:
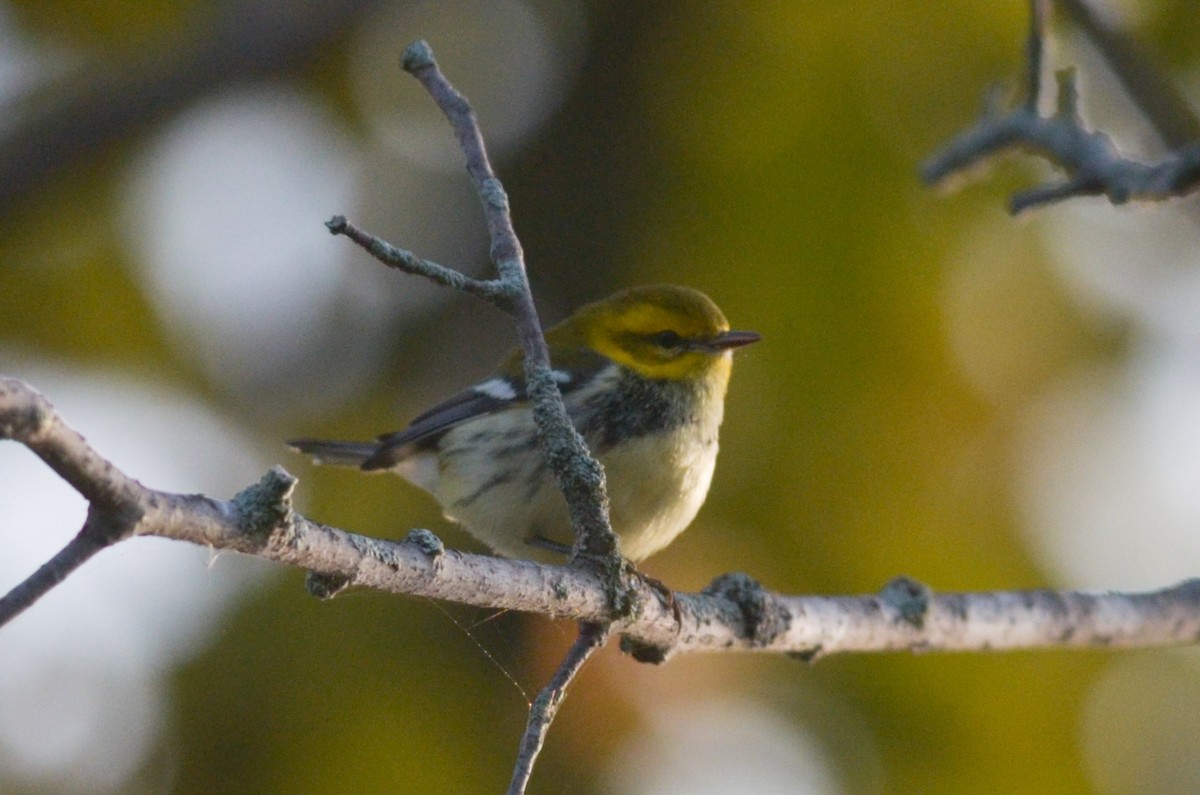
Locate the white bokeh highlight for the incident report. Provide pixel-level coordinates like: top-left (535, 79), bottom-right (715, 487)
top-left (0, 361), bottom-right (268, 793)
top-left (604, 698), bottom-right (844, 795)
top-left (121, 85), bottom-right (369, 404)
top-left (349, 0), bottom-right (587, 171)
top-left (1046, 200), bottom-right (1200, 344)
top-left (1014, 346), bottom-right (1200, 589)
top-left (1003, 200), bottom-right (1200, 589)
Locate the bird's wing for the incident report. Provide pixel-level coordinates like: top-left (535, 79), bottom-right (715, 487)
top-left (362, 352), bottom-right (608, 470)
top-left (287, 385), bottom-right (515, 471)
top-left (363, 382), bottom-right (515, 468)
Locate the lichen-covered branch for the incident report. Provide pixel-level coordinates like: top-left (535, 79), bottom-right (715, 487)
top-left (329, 41), bottom-right (617, 573)
top-left (921, 0), bottom-right (1200, 212)
top-left (324, 215), bottom-right (513, 306)
top-left (6, 377), bottom-right (1200, 657)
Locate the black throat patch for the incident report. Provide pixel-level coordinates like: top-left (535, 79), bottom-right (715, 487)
top-left (577, 370), bottom-right (703, 452)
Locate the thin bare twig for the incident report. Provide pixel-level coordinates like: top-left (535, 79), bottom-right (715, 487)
top-left (508, 622), bottom-right (611, 795)
top-left (0, 380), bottom-right (143, 625)
top-left (330, 41), bottom-right (620, 574)
top-left (0, 514), bottom-right (114, 621)
top-left (325, 215), bottom-right (513, 306)
top-left (921, 0), bottom-right (1200, 212)
top-left (399, 40), bottom-right (619, 571)
top-left (327, 44), bottom-right (629, 783)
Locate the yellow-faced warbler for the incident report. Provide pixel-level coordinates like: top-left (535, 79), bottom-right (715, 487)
top-left (289, 285), bottom-right (759, 563)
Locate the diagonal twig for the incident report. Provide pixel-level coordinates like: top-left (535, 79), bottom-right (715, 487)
top-left (508, 621), bottom-right (612, 795)
top-left (330, 41), bottom-right (620, 575)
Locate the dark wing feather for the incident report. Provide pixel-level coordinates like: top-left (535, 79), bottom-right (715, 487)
top-left (286, 439), bottom-right (378, 466)
top-left (287, 386), bottom-right (516, 471)
top-left (361, 385), bottom-right (516, 470)
top-left (290, 348), bottom-right (611, 473)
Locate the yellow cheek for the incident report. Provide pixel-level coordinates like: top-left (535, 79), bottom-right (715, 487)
top-left (589, 331), bottom-right (730, 382)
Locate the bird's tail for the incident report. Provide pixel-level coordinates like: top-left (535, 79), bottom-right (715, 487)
top-left (287, 438), bottom-right (379, 468)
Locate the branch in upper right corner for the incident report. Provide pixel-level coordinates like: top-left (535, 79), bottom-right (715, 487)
top-left (921, 0), bottom-right (1200, 213)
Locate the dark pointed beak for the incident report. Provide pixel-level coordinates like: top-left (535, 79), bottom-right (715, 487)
top-left (705, 329), bottom-right (762, 352)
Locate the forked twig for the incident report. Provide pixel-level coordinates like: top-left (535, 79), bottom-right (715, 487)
top-left (922, 0), bottom-right (1200, 212)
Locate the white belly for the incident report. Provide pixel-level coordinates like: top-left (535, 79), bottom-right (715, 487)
top-left (395, 367), bottom-right (726, 563)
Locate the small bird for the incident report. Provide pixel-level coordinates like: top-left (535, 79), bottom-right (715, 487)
top-left (289, 285), bottom-right (759, 563)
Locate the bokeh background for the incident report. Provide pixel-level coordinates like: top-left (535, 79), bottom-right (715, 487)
top-left (3, 1), bottom-right (1200, 793)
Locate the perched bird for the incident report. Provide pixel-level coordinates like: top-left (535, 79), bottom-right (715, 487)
top-left (289, 285), bottom-right (759, 563)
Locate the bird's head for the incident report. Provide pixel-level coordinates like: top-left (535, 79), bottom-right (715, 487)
top-left (557, 285), bottom-right (760, 382)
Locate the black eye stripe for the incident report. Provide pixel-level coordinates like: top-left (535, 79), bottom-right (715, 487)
top-left (649, 330), bottom-right (684, 348)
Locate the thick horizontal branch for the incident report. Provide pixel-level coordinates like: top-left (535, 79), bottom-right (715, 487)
top-left (4, 376), bottom-right (1200, 660)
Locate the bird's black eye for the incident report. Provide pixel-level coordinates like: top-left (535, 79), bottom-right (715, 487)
top-left (649, 330), bottom-right (685, 349)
